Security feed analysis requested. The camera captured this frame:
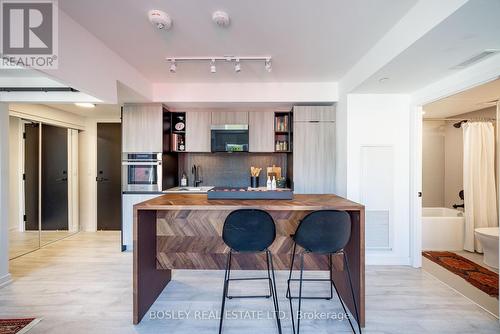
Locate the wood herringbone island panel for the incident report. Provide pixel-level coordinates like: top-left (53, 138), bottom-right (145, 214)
top-left (156, 209), bottom-right (348, 270)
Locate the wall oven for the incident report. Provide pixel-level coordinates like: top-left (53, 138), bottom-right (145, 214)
top-left (211, 125), bottom-right (249, 152)
top-left (122, 153), bottom-right (162, 192)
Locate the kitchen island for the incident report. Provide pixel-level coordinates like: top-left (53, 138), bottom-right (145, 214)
top-left (133, 194), bottom-right (365, 326)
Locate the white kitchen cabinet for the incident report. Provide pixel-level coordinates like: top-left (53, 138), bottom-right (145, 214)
top-left (186, 111), bottom-right (211, 152)
top-left (211, 111), bottom-right (248, 125)
top-left (122, 193), bottom-right (161, 250)
top-left (122, 104), bottom-right (163, 152)
top-left (249, 111), bottom-right (275, 152)
top-left (293, 106), bottom-right (336, 194)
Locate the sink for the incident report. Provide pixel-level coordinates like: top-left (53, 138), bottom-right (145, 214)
top-left (163, 186), bottom-right (214, 193)
top-left (178, 187), bottom-right (201, 191)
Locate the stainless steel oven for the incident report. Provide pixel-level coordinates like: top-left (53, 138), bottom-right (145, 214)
top-left (122, 153), bottom-right (162, 192)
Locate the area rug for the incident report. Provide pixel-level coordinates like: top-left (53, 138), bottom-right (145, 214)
top-left (422, 251), bottom-right (498, 298)
top-left (0, 318), bottom-right (41, 334)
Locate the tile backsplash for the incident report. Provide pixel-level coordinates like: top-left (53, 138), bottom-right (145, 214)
top-left (178, 153), bottom-right (288, 188)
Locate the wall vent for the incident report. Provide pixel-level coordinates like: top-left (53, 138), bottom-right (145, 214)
top-left (451, 49), bottom-right (500, 69)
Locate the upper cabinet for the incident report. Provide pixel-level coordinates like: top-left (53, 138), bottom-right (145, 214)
top-left (211, 111), bottom-right (248, 125)
top-left (293, 106), bottom-right (335, 122)
top-left (122, 104), bottom-right (163, 152)
top-left (185, 111), bottom-right (211, 152)
top-left (249, 111), bottom-right (275, 152)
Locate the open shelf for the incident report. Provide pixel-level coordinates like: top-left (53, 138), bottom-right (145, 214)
top-left (171, 112), bottom-right (186, 152)
top-left (274, 111), bottom-right (293, 152)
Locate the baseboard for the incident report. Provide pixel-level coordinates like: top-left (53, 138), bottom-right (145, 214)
top-left (0, 273), bottom-right (12, 289)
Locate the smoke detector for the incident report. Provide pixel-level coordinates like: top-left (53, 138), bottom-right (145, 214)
top-left (148, 10), bottom-right (172, 30)
top-left (212, 11), bottom-right (230, 27)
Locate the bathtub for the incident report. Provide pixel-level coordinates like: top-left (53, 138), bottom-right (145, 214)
top-left (422, 207), bottom-right (465, 251)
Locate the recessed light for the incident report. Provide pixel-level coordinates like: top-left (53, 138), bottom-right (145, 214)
top-left (75, 103), bottom-right (96, 108)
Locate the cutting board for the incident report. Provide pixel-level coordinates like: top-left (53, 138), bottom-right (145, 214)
top-left (267, 165), bottom-right (281, 179)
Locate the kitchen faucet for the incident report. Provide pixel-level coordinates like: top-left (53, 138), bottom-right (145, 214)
top-left (192, 165), bottom-right (203, 187)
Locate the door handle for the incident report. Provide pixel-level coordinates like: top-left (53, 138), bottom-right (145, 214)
top-left (96, 177), bottom-right (110, 182)
top-left (56, 177), bottom-right (68, 182)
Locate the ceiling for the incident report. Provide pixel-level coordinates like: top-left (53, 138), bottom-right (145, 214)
top-left (355, 0), bottom-right (500, 94)
top-left (59, 0), bottom-right (417, 83)
top-left (423, 78), bottom-right (500, 118)
top-left (45, 103), bottom-right (121, 118)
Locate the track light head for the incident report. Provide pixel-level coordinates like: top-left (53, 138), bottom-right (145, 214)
top-left (210, 59), bottom-right (216, 73)
top-left (169, 59), bottom-right (176, 73)
top-left (265, 58), bottom-right (272, 72)
top-left (234, 59), bottom-right (241, 73)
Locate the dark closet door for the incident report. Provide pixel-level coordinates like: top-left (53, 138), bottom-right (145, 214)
top-left (24, 123), bottom-right (39, 231)
top-left (97, 123), bottom-right (122, 230)
top-left (41, 124), bottom-right (68, 230)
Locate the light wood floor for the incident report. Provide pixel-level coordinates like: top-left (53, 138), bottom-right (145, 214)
top-left (9, 230), bottom-right (76, 259)
top-left (1, 232), bottom-right (499, 333)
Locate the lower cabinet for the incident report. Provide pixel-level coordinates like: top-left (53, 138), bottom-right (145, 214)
top-left (122, 193), bottom-right (162, 250)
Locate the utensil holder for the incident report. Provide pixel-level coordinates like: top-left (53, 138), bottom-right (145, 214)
top-left (250, 176), bottom-right (259, 188)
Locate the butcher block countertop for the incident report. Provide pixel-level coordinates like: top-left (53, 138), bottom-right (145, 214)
top-left (134, 193), bottom-right (364, 211)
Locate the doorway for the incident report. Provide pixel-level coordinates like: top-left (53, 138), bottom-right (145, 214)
top-left (97, 123), bottom-right (122, 230)
top-left (412, 78), bottom-right (500, 317)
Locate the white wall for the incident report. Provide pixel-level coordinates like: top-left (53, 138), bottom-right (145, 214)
top-left (422, 121), bottom-right (445, 207)
top-left (0, 103), bottom-right (12, 287)
top-left (346, 94), bottom-right (411, 265)
top-left (8, 117), bottom-right (22, 231)
top-left (9, 104), bottom-right (86, 130)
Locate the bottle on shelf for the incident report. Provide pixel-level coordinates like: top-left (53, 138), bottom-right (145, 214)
top-left (180, 173), bottom-right (188, 187)
top-left (271, 176), bottom-right (276, 190)
top-left (266, 176), bottom-right (272, 190)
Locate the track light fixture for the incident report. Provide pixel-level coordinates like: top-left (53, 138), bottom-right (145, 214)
top-left (234, 58), bottom-right (241, 73)
top-left (265, 58), bottom-right (272, 72)
top-left (165, 56), bottom-right (272, 74)
top-left (169, 59), bottom-right (176, 73)
top-left (210, 59), bottom-right (216, 73)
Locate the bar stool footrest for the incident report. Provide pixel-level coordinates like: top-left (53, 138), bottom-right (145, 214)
top-left (226, 277), bottom-right (273, 299)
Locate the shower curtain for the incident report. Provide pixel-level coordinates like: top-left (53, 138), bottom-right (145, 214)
top-left (463, 122), bottom-right (498, 252)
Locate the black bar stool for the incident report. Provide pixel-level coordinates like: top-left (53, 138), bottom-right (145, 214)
top-left (219, 209), bottom-right (282, 334)
top-left (286, 210), bottom-right (362, 334)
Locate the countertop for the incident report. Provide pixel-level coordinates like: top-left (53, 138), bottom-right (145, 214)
top-left (134, 193), bottom-right (364, 211)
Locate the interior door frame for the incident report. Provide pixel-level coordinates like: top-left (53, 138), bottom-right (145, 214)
top-left (410, 75), bottom-right (500, 270)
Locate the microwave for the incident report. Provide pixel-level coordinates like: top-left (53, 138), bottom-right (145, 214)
top-left (211, 125), bottom-right (249, 152)
top-left (122, 153), bottom-right (162, 192)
